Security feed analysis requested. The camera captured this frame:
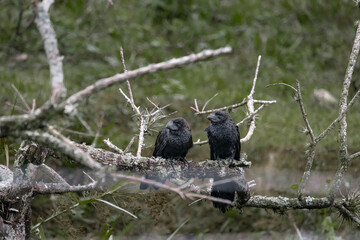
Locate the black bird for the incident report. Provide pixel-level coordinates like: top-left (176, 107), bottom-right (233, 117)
top-left (140, 117), bottom-right (193, 189)
top-left (205, 111), bottom-right (241, 212)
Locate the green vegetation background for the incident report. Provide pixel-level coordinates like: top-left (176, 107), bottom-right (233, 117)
top-left (1, 0), bottom-right (360, 239)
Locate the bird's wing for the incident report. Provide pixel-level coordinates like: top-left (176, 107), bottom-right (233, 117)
top-left (206, 127), bottom-right (216, 160)
top-left (152, 128), bottom-right (168, 157)
top-left (234, 125), bottom-right (241, 160)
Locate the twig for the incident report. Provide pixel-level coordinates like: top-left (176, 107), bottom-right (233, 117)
top-left (39, 164), bottom-right (69, 186)
top-left (241, 55), bottom-right (261, 143)
top-left (315, 89), bottom-right (360, 144)
top-left (201, 93), bottom-right (218, 112)
top-left (0, 47), bottom-right (232, 138)
top-left (33, 181), bottom-right (97, 194)
top-left (237, 104), bottom-right (265, 127)
top-left (83, 171), bottom-right (96, 183)
top-left (31, 99), bottom-right (36, 113)
top-left (349, 151), bottom-right (360, 161)
top-left (103, 138), bottom-right (124, 154)
top-left (124, 136), bottom-right (136, 153)
top-left (11, 84), bottom-right (31, 112)
top-left (296, 80), bottom-right (315, 142)
top-left (18, 129), bottom-right (101, 170)
top-left (76, 113), bottom-right (93, 134)
top-left (112, 173), bottom-right (233, 205)
top-left (65, 46), bottom-right (232, 107)
top-left (266, 82), bottom-right (297, 92)
top-left (137, 116), bottom-right (146, 157)
top-left (4, 144), bottom-right (9, 168)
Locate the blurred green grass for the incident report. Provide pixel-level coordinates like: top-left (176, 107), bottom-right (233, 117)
top-left (2, 0), bottom-right (360, 158)
top-left (2, 0), bottom-right (360, 238)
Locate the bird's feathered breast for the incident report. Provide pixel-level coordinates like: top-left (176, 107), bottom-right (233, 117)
top-left (153, 123), bottom-right (193, 158)
top-left (206, 119), bottom-right (240, 160)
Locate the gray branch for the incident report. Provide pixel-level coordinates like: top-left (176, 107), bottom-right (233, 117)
top-left (16, 131), bottom-right (102, 170)
top-left (64, 46), bottom-right (232, 108)
top-left (35, 0), bottom-right (66, 102)
top-left (329, 23), bottom-right (360, 202)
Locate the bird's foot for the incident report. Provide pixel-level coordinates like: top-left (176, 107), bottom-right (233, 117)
top-left (179, 157), bottom-right (190, 168)
top-left (169, 159), bottom-right (177, 172)
top-left (229, 158), bottom-right (235, 167)
top-left (217, 159), bottom-right (221, 168)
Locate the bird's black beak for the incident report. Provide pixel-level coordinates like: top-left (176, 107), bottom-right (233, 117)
top-left (166, 121), bottom-right (178, 131)
top-left (207, 113), bottom-right (216, 121)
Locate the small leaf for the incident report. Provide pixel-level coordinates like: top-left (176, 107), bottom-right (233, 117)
top-left (291, 184), bottom-right (299, 190)
top-left (326, 179), bottom-right (331, 184)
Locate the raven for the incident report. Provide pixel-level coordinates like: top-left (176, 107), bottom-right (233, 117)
top-left (205, 110), bottom-right (241, 212)
top-left (140, 117), bottom-right (193, 189)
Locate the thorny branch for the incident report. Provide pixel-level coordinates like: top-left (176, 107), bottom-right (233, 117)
top-left (193, 56), bottom-right (276, 145)
top-left (329, 22), bottom-right (360, 202)
top-left (118, 47), bottom-right (176, 157)
top-left (269, 79), bottom-right (360, 197)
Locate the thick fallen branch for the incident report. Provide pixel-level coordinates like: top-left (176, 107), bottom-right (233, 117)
top-left (75, 143), bottom-right (251, 179)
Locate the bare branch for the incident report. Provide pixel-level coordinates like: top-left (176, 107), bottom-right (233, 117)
top-left (237, 104), bottom-right (265, 127)
top-left (201, 93), bottom-right (218, 112)
top-left (33, 182), bottom-right (97, 194)
top-left (349, 151), bottom-right (360, 161)
top-left (111, 172), bottom-right (233, 205)
top-left (38, 164), bottom-right (69, 186)
top-left (16, 130), bottom-right (102, 170)
top-left (120, 46), bottom-right (141, 116)
top-left (266, 82), bottom-right (297, 92)
top-left (245, 195), bottom-right (336, 210)
top-left (193, 139), bottom-right (208, 146)
top-left (241, 55), bottom-right (261, 143)
top-left (136, 116), bottom-right (146, 157)
top-left (64, 46), bottom-right (232, 107)
top-left (124, 136), bottom-right (136, 153)
top-left (75, 143), bottom-right (251, 176)
top-left (35, 0), bottom-right (66, 102)
top-left (329, 22), bottom-right (360, 201)
top-left (11, 84), bottom-right (31, 112)
top-left (315, 89), bottom-right (360, 144)
top-left (296, 80), bottom-right (315, 142)
top-left (0, 47), bottom-right (232, 139)
top-left (103, 138), bottom-right (124, 154)
top-left (298, 144), bottom-right (317, 197)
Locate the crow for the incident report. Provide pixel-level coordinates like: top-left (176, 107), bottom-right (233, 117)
top-left (140, 117), bottom-right (193, 189)
top-left (205, 110), bottom-right (241, 212)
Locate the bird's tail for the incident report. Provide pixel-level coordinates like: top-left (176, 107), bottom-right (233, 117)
top-left (211, 177), bottom-right (250, 213)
